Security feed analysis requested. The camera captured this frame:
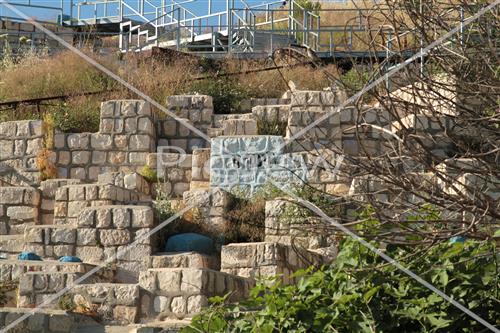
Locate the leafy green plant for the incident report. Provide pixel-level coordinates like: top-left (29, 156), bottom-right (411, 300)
top-left (49, 99), bottom-right (101, 133)
top-left (256, 116), bottom-right (288, 136)
top-left (190, 77), bottom-right (250, 114)
top-left (139, 165), bottom-right (158, 183)
top-left (184, 209), bottom-right (500, 333)
top-left (58, 293), bottom-right (76, 312)
top-left (223, 184), bottom-right (284, 243)
top-left (153, 185), bottom-right (176, 223)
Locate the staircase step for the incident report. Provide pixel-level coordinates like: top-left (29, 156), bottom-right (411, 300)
top-left (54, 184), bottom-right (152, 225)
top-left (139, 268), bottom-right (254, 320)
top-left (150, 252), bottom-right (219, 270)
top-left (0, 234), bottom-right (25, 258)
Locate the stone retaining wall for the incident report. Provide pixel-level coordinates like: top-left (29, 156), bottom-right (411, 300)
top-left (139, 268), bottom-right (253, 320)
top-left (157, 95), bottom-right (213, 153)
top-left (148, 153), bottom-right (192, 198)
top-left (53, 183), bottom-right (151, 225)
top-left (0, 120), bottom-right (44, 186)
top-left (0, 308), bottom-right (98, 333)
top-left (221, 242), bottom-right (325, 284)
top-left (54, 100), bottom-right (156, 182)
top-left (265, 199), bottom-right (337, 249)
top-left (0, 186), bottom-right (40, 235)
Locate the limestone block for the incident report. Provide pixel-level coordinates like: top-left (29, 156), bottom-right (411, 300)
top-left (112, 208), bottom-right (131, 229)
top-left (75, 246), bottom-right (104, 263)
top-left (129, 152), bottom-right (149, 166)
top-left (117, 244), bottom-right (151, 261)
top-left (187, 295), bottom-right (208, 314)
top-left (101, 101), bottom-right (117, 117)
top-left (138, 117), bottom-right (154, 134)
top-left (13, 140), bottom-right (25, 156)
top-left (51, 228), bottom-right (76, 244)
top-left (183, 189), bottom-right (211, 207)
top-left (77, 209), bottom-right (95, 227)
top-left (99, 230), bottom-right (131, 246)
top-left (114, 135), bottom-right (128, 148)
top-left (139, 270), bottom-right (157, 291)
top-left (24, 227), bottom-right (43, 243)
top-left (0, 140), bottom-right (13, 158)
top-left (137, 101), bottom-right (152, 116)
top-left (91, 134), bottom-right (113, 150)
top-left (0, 122), bottom-right (16, 138)
top-left (180, 269), bottom-right (205, 293)
top-left (153, 296), bottom-right (169, 313)
top-left (67, 134), bottom-right (90, 149)
top-left (131, 206), bottom-right (154, 228)
top-left (7, 206), bottom-right (37, 221)
top-left (53, 245), bottom-right (74, 257)
top-left (77, 229), bottom-right (97, 246)
top-left (170, 296), bottom-right (185, 315)
top-left (113, 305), bottom-right (137, 324)
top-left (72, 151), bottom-right (90, 165)
top-left (129, 135), bottom-right (151, 151)
top-left (114, 284), bottom-right (139, 306)
top-left (157, 270), bottom-right (181, 292)
top-left (108, 151), bottom-right (127, 164)
top-left (26, 138), bottom-right (43, 155)
top-left (16, 121), bottom-right (31, 137)
top-left (92, 151), bottom-right (106, 164)
top-left (0, 187), bottom-right (25, 204)
top-left (70, 168), bottom-right (86, 180)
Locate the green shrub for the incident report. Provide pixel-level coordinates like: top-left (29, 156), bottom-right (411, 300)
top-left (139, 165), bottom-right (158, 183)
top-left (256, 116), bottom-right (288, 136)
top-left (58, 293), bottom-right (76, 312)
top-left (185, 236), bottom-right (500, 333)
top-left (190, 77), bottom-right (250, 114)
top-left (223, 184), bottom-right (284, 243)
top-left (153, 185), bottom-right (176, 223)
top-left (49, 99), bottom-right (100, 133)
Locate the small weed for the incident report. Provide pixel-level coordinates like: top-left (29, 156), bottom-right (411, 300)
top-left (256, 116), bottom-right (288, 136)
top-left (139, 165), bottom-right (158, 183)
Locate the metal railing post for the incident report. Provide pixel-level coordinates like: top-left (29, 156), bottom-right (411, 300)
top-left (176, 9), bottom-right (180, 51)
top-left (303, 9), bottom-right (308, 46)
top-left (119, 0), bottom-right (124, 22)
top-left (227, 1), bottom-right (233, 53)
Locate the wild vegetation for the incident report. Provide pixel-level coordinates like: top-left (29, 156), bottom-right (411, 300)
top-left (185, 233), bottom-right (500, 333)
top-left (0, 49), bottom-right (338, 132)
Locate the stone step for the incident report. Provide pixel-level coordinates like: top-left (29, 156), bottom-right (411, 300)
top-left (0, 234), bottom-right (25, 258)
top-left (0, 259), bottom-right (100, 282)
top-left (23, 224), bottom-right (78, 259)
top-left (139, 268), bottom-right (254, 320)
top-left (53, 183), bottom-right (152, 225)
top-left (0, 186), bottom-right (41, 234)
top-left (70, 283), bottom-right (140, 324)
top-left (0, 308), bottom-right (99, 333)
top-left (18, 271), bottom-right (111, 308)
top-left (25, 205), bottom-right (156, 283)
top-left (150, 252), bottom-right (219, 270)
top-left (251, 104), bottom-right (290, 123)
top-left (221, 242), bottom-right (329, 285)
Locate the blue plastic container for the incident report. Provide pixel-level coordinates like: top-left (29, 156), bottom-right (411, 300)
top-left (165, 233), bottom-right (214, 255)
top-left (59, 256), bottom-right (82, 263)
top-left (17, 252), bottom-right (42, 261)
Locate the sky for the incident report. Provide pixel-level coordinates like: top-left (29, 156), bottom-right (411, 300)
top-left (0, 0), bottom-right (305, 24)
